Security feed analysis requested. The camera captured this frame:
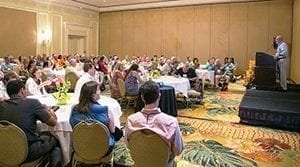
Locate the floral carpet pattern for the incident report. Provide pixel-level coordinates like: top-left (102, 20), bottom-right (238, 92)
top-left (105, 81), bottom-right (300, 166)
top-left (114, 117), bottom-right (300, 167)
top-left (178, 81), bottom-right (246, 123)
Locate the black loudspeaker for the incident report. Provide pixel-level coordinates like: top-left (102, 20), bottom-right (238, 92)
top-left (254, 67), bottom-right (276, 85)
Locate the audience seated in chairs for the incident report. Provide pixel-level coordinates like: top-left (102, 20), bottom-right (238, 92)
top-left (177, 63), bottom-right (202, 103)
top-left (25, 67), bottom-right (52, 96)
top-left (70, 81), bottom-right (123, 163)
top-left (124, 64), bottom-right (145, 96)
top-left (125, 81), bottom-right (184, 166)
top-left (74, 63), bottom-right (98, 102)
top-left (0, 71), bottom-right (19, 101)
top-left (0, 80), bottom-right (62, 167)
top-left (110, 62), bottom-right (125, 100)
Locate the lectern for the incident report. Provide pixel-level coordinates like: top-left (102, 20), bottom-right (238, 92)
top-left (254, 52), bottom-right (276, 89)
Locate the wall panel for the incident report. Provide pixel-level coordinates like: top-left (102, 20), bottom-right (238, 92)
top-left (110, 12), bottom-right (122, 56)
top-left (162, 8), bottom-right (178, 58)
top-left (98, 1), bottom-right (293, 74)
top-left (194, 5), bottom-right (211, 64)
top-left (52, 14), bottom-right (62, 54)
top-left (291, 0), bottom-right (300, 82)
top-left (100, 13), bottom-right (111, 55)
top-left (247, 1), bottom-right (269, 62)
top-left (229, 3), bottom-right (248, 74)
top-left (210, 4), bottom-right (230, 60)
top-left (177, 6), bottom-right (194, 61)
top-left (147, 9), bottom-right (162, 57)
top-left (0, 7), bottom-right (36, 57)
top-left (134, 10), bottom-right (147, 56)
top-left (122, 11), bottom-right (134, 58)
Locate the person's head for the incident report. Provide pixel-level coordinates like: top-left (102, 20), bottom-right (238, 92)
top-left (27, 59), bottom-right (36, 71)
top-left (140, 81), bottom-right (160, 105)
top-left (78, 81), bottom-right (100, 113)
top-left (6, 79), bottom-right (26, 97)
top-left (229, 57), bottom-right (235, 64)
top-left (224, 57), bottom-right (229, 63)
top-left (128, 63), bottom-right (139, 72)
top-left (30, 67), bottom-right (42, 79)
top-left (83, 63), bottom-right (95, 76)
top-left (125, 63), bottom-right (139, 79)
top-left (99, 56), bottom-right (105, 62)
top-left (276, 35), bottom-right (283, 44)
top-left (3, 71), bottom-right (19, 86)
top-left (193, 57), bottom-right (199, 63)
top-left (43, 60), bottom-right (50, 68)
top-left (215, 59), bottom-right (221, 65)
top-left (4, 55), bottom-right (10, 64)
top-left (113, 62), bottom-right (123, 72)
top-left (69, 58), bottom-right (77, 67)
top-left (183, 63), bottom-right (190, 72)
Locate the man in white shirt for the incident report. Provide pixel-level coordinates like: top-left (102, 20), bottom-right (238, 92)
top-left (274, 35), bottom-right (288, 91)
top-left (65, 58), bottom-right (78, 75)
top-left (74, 63), bottom-right (97, 102)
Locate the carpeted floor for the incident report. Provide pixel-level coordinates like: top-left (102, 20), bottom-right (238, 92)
top-left (102, 81), bottom-right (300, 167)
top-left (178, 80), bottom-right (246, 123)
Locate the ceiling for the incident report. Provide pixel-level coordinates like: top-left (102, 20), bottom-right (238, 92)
top-left (42, 0), bottom-right (267, 12)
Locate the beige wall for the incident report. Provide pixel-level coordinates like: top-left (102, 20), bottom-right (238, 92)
top-left (0, 0), bottom-right (99, 56)
top-left (99, 0), bottom-right (293, 74)
top-left (0, 7), bottom-right (36, 57)
top-left (291, 0), bottom-right (300, 83)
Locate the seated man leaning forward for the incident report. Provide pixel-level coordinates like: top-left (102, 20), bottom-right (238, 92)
top-left (124, 81), bottom-right (184, 163)
top-left (0, 80), bottom-right (62, 166)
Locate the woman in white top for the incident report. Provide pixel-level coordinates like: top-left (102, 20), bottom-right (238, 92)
top-left (25, 67), bottom-right (51, 96)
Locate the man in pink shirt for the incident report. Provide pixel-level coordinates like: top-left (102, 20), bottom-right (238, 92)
top-left (124, 81), bottom-right (184, 161)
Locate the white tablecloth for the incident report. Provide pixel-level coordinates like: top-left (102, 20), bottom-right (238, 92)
top-left (28, 94), bottom-right (122, 166)
top-left (195, 69), bottom-right (215, 85)
top-left (53, 69), bottom-right (84, 79)
top-left (153, 76), bottom-right (190, 97)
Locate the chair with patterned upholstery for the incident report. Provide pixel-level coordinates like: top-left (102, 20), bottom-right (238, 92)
top-left (128, 129), bottom-right (174, 167)
top-left (71, 121), bottom-right (113, 167)
top-left (0, 120), bottom-right (48, 167)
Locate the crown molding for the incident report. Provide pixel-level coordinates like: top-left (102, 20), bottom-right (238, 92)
top-left (98, 0), bottom-right (268, 12)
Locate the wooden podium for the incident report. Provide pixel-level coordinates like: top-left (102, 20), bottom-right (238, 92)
top-left (254, 52), bottom-right (276, 90)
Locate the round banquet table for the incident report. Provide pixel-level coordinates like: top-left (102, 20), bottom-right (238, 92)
top-left (152, 76), bottom-right (190, 97)
top-left (28, 94), bottom-right (122, 166)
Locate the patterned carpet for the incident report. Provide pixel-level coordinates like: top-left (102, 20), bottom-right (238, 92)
top-left (177, 80), bottom-right (246, 123)
top-left (102, 81), bottom-right (300, 167)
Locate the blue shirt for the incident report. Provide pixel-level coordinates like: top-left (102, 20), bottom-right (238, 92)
top-left (69, 103), bottom-right (115, 148)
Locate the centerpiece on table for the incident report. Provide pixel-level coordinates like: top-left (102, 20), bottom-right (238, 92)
top-left (149, 69), bottom-right (161, 79)
top-left (53, 80), bottom-right (71, 105)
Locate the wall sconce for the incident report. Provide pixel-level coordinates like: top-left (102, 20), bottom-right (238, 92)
top-left (40, 28), bottom-right (50, 46)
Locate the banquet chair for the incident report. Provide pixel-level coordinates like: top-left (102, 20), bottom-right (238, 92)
top-left (117, 78), bottom-right (137, 108)
top-left (41, 71), bottom-right (48, 82)
top-left (71, 121), bottom-right (113, 167)
top-left (65, 72), bottom-right (79, 92)
top-left (128, 129), bottom-right (174, 167)
top-left (0, 120), bottom-right (49, 167)
top-left (176, 92), bottom-right (189, 108)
